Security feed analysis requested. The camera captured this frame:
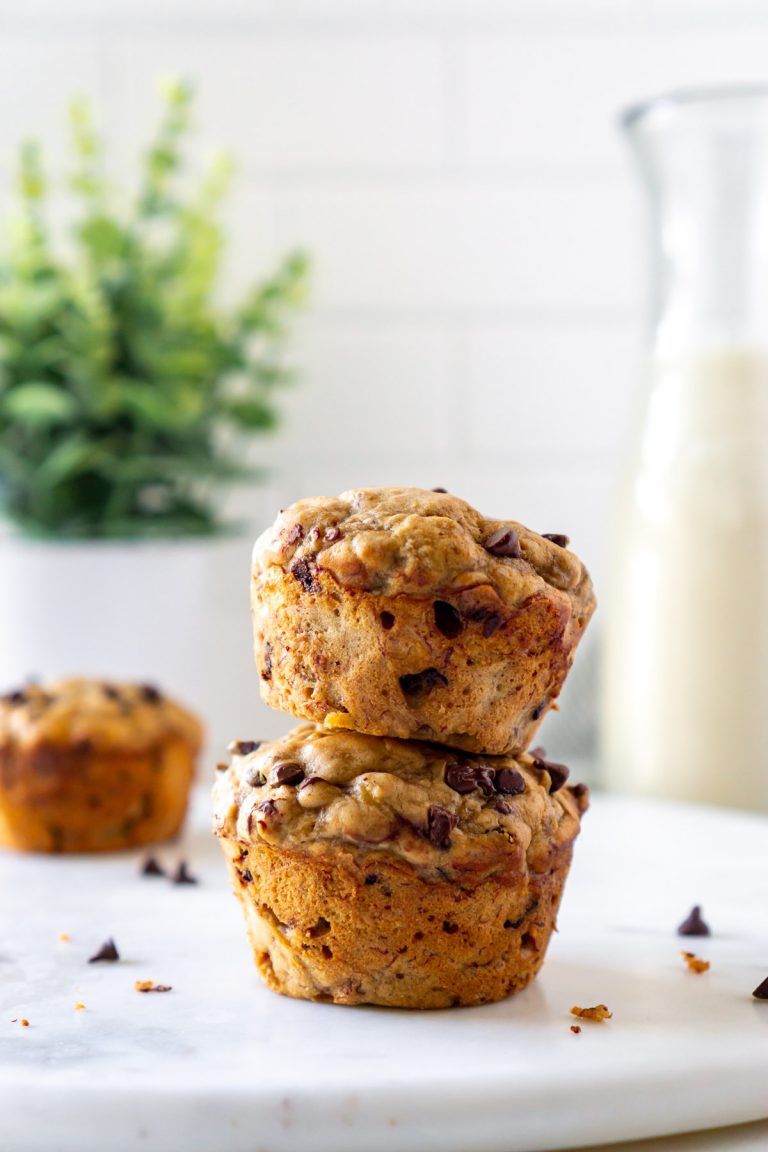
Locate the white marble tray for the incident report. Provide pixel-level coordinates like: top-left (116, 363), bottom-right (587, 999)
top-left (1, 790), bottom-right (766, 1152)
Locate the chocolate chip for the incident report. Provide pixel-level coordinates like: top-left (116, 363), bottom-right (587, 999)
top-left (543, 533), bottom-right (570, 548)
top-left (444, 761), bottom-right (495, 796)
top-left (484, 527), bottom-right (521, 558)
top-left (269, 760), bottom-right (304, 787)
top-left (380, 611), bottom-right (396, 630)
top-left (495, 768), bottom-right (525, 796)
top-left (245, 764), bottom-right (265, 787)
top-left (531, 752), bottom-right (569, 793)
top-left (442, 921), bottom-right (459, 934)
top-left (88, 938), bottom-right (120, 963)
top-left (140, 684), bottom-right (162, 704)
top-left (482, 613), bottom-right (505, 638)
top-left (325, 525), bottom-right (341, 542)
top-left (504, 915), bottom-right (524, 929)
top-left (262, 647), bottom-right (272, 681)
top-left (531, 701), bottom-right (547, 721)
top-left (140, 857), bottom-right (165, 877)
top-left (285, 523), bottom-right (304, 545)
top-left (426, 805), bottom-right (458, 849)
top-left (171, 861), bottom-right (198, 886)
top-left (570, 782), bottom-right (589, 802)
top-left (495, 800), bottom-right (512, 814)
top-left (1, 689), bottom-right (27, 705)
top-left (753, 976), bottom-right (768, 999)
top-left (229, 740), bottom-right (262, 756)
top-left (677, 905), bottom-right (711, 937)
top-left (399, 668), bottom-right (448, 701)
top-left (249, 798), bottom-right (279, 832)
top-left (444, 762), bottom-right (480, 795)
top-left (431, 487), bottom-right (448, 493)
top-left (240, 869), bottom-right (253, 884)
top-left (290, 557), bottom-right (319, 593)
top-left (102, 685), bottom-right (121, 701)
top-left (433, 601), bottom-right (463, 640)
top-left (364, 874), bottom-right (379, 885)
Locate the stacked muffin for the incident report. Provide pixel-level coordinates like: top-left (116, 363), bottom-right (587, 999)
top-left (213, 488), bottom-right (595, 1009)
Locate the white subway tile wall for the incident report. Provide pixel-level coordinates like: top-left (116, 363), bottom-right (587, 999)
top-left (2, 0), bottom-right (766, 761)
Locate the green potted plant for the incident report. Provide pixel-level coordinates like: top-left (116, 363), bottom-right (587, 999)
top-left (0, 79), bottom-right (307, 744)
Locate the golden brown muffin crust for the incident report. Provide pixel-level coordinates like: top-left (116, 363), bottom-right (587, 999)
top-left (0, 679), bottom-right (203, 754)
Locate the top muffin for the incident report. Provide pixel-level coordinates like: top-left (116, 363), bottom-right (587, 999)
top-left (252, 488), bottom-right (595, 756)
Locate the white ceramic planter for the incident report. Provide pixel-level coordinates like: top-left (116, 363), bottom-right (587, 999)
top-left (0, 532), bottom-right (285, 760)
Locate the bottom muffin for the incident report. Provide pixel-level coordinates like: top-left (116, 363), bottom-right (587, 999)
top-left (213, 724), bottom-right (587, 1009)
top-left (0, 680), bottom-right (203, 853)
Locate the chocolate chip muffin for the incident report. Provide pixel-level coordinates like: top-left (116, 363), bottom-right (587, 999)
top-left (0, 679), bottom-right (203, 853)
top-left (213, 723), bottom-right (587, 1009)
top-left (251, 487), bottom-right (596, 756)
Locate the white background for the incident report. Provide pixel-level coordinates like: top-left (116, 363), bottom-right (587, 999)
top-left (2, 0), bottom-right (766, 762)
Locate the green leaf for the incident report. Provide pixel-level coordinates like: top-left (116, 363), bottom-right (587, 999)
top-left (1, 382), bottom-right (78, 426)
top-left (223, 397), bottom-right (278, 430)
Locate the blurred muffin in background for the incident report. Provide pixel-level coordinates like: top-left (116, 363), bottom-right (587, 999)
top-left (0, 679), bottom-right (203, 853)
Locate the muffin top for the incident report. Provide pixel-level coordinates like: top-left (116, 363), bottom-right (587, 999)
top-left (0, 679), bottom-right (203, 753)
top-left (253, 487), bottom-right (593, 609)
top-left (213, 724), bottom-right (587, 882)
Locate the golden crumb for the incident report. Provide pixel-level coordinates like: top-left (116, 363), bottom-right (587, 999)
top-left (681, 951), bottom-right (710, 974)
top-left (570, 1004), bottom-right (612, 1022)
top-left (20, 1018), bottom-right (29, 1027)
top-left (74, 1002), bottom-right (86, 1011)
top-left (58, 932), bottom-right (70, 942)
top-left (570, 1024), bottom-right (581, 1034)
top-left (134, 980), bottom-right (172, 993)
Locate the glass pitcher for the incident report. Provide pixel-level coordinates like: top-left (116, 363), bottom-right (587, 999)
top-left (601, 89), bottom-right (768, 811)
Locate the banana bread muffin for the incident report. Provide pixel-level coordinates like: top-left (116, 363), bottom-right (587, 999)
top-left (0, 679), bottom-right (203, 853)
top-left (213, 723), bottom-right (588, 1009)
top-left (251, 487), bottom-right (596, 755)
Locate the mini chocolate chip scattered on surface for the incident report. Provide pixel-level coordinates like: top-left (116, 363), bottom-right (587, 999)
top-left (135, 981), bottom-right (172, 993)
top-left (140, 684), bottom-right (162, 704)
top-left (141, 857), bottom-right (165, 878)
top-left (88, 938), bottom-right (120, 963)
top-left (228, 740), bottom-right (262, 756)
top-left (442, 921), bottom-right (459, 935)
top-left (543, 533), bottom-right (570, 548)
top-left (269, 760), bottom-right (305, 787)
top-left (431, 486), bottom-right (448, 493)
top-left (102, 685), bottom-right (121, 701)
top-left (364, 874), bottom-right (379, 885)
top-left (399, 667), bottom-right (448, 700)
top-left (484, 526), bottom-right (521, 558)
top-left (494, 768), bottom-right (525, 796)
top-left (171, 861), bottom-right (198, 886)
top-left (426, 805), bottom-right (458, 849)
top-left (495, 800), bottom-right (512, 814)
top-left (570, 782), bottom-right (589, 802)
top-left (261, 648), bottom-right (272, 681)
top-left (677, 905), bottom-right (711, 937)
top-left (752, 976), bottom-right (768, 999)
